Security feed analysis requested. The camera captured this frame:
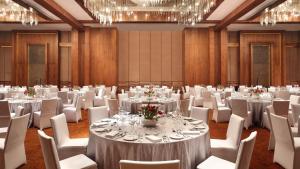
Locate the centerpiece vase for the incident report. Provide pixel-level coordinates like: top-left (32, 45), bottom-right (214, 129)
top-left (142, 119), bottom-right (157, 127)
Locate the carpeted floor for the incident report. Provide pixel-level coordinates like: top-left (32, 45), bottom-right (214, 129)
top-left (18, 110), bottom-right (284, 169)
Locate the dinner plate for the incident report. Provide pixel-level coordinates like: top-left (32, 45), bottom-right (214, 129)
top-left (169, 134), bottom-right (184, 140)
top-left (123, 135), bottom-right (138, 141)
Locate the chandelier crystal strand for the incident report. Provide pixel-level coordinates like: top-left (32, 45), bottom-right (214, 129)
top-left (260, 0), bottom-right (299, 26)
top-left (0, 0), bottom-right (38, 26)
top-left (84, 0), bottom-right (217, 26)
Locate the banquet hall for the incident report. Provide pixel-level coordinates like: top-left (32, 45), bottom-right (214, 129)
top-left (0, 0), bottom-right (299, 169)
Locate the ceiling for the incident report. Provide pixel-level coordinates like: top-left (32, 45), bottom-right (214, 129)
top-left (0, 0), bottom-right (299, 31)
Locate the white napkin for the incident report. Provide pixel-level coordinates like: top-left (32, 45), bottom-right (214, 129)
top-left (93, 122), bottom-right (108, 127)
top-left (105, 131), bottom-right (119, 138)
top-left (146, 135), bottom-right (162, 143)
top-left (182, 131), bottom-right (201, 135)
top-left (190, 120), bottom-right (203, 125)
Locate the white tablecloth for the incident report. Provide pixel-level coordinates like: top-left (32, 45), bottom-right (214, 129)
top-left (87, 116), bottom-right (211, 169)
top-left (122, 98), bottom-right (177, 113)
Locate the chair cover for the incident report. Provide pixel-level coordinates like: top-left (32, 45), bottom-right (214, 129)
top-left (88, 106), bottom-right (109, 125)
top-left (190, 107), bottom-right (209, 124)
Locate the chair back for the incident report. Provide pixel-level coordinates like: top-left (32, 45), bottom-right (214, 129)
top-left (118, 93), bottom-right (128, 107)
top-left (227, 114), bottom-right (245, 147)
top-left (190, 107), bottom-right (209, 124)
top-left (214, 93), bottom-right (222, 104)
top-left (4, 114), bottom-right (30, 152)
top-left (202, 91), bottom-right (211, 101)
top-left (97, 88), bottom-right (105, 98)
top-left (289, 95), bottom-right (300, 109)
top-left (188, 95), bottom-right (195, 111)
top-left (88, 106), bottom-right (109, 125)
top-left (41, 99), bottom-right (58, 117)
top-left (291, 104), bottom-right (300, 125)
top-left (120, 160), bottom-right (180, 169)
top-left (57, 91), bottom-right (68, 104)
top-left (15, 106), bottom-right (24, 117)
top-left (179, 99), bottom-right (189, 117)
top-left (270, 113), bottom-right (295, 153)
top-left (273, 100), bottom-right (289, 116)
top-left (0, 100), bottom-right (11, 127)
top-left (231, 99), bottom-right (248, 118)
top-left (50, 114), bottom-right (70, 147)
top-left (111, 86), bottom-right (117, 99)
top-left (105, 87), bottom-right (112, 97)
top-left (85, 91), bottom-right (96, 108)
top-left (107, 99), bottom-right (119, 116)
top-left (235, 131), bottom-right (257, 169)
top-left (37, 130), bottom-right (60, 169)
top-left (275, 90), bottom-right (290, 100)
top-left (211, 96), bottom-right (218, 110)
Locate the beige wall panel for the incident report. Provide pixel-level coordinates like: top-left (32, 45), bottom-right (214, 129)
top-left (118, 31), bottom-right (129, 82)
top-left (150, 31), bottom-right (162, 82)
top-left (129, 31), bottom-right (140, 82)
top-left (228, 47), bottom-right (239, 83)
top-left (172, 31), bottom-right (183, 82)
top-left (139, 31), bottom-right (151, 82)
top-left (60, 47), bottom-right (70, 82)
top-left (161, 32), bottom-right (172, 82)
top-left (0, 50), bottom-right (4, 81)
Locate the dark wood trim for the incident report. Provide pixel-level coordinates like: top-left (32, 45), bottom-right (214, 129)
top-left (33, 0), bottom-right (84, 30)
top-left (214, 0), bottom-right (265, 31)
top-left (202, 0), bottom-right (224, 21)
top-left (12, 0), bottom-right (52, 21)
top-left (248, 0), bottom-right (287, 21)
top-left (74, 0), bottom-right (97, 21)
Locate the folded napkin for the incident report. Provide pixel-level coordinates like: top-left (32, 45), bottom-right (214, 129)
top-left (190, 120), bottom-right (203, 125)
top-left (146, 135), bottom-right (162, 143)
top-left (93, 122), bottom-right (108, 127)
top-left (182, 131), bottom-right (201, 135)
top-left (105, 131), bottom-right (119, 138)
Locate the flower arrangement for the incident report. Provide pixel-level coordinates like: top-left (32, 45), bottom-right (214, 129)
top-left (250, 87), bottom-right (264, 96)
top-left (140, 104), bottom-right (164, 120)
top-left (144, 86), bottom-right (155, 98)
top-left (24, 87), bottom-right (36, 97)
top-left (217, 85), bottom-right (224, 90)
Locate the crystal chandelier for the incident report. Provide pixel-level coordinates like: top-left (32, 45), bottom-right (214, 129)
top-left (260, 0), bottom-right (299, 26)
top-left (0, 0), bottom-right (38, 26)
top-left (84, 0), bottom-right (217, 26)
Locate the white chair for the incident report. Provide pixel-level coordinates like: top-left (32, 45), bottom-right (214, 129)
top-left (0, 100), bottom-right (14, 127)
top-left (15, 105), bottom-right (25, 117)
top-left (84, 91), bottom-right (95, 109)
top-left (231, 98), bottom-right (252, 129)
top-left (111, 86), bottom-right (117, 99)
top-left (118, 93), bottom-right (128, 109)
top-left (288, 95), bottom-right (300, 125)
top-left (50, 114), bottom-right (88, 160)
top-left (197, 131), bottom-right (257, 169)
top-left (33, 99), bottom-right (58, 129)
top-left (291, 104), bottom-right (300, 127)
top-left (63, 93), bottom-right (78, 108)
top-left (0, 114), bottom-right (30, 169)
top-left (37, 130), bottom-right (97, 169)
top-left (270, 113), bottom-right (300, 169)
top-left (211, 96), bottom-right (231, 123)
top-left (190, 107), bottom-right (209, 124)
top-left (120, 160), bottom-right (180, 169)
top-left (107, 99), bottom-right (119, 117)
top-left (188, 95), bottom-right (195, 112)
top-left (214, 93), bottom-right (225, 107)
top-left (88, 106), bottom-right (109, 125)
top-left (263, 100), bottom-right (290, 129)
top-left (63, 96), bottom-right (83, 123)
top-left (275, 90), bottom-right (290, 100)
top-left (179, 99), bottom-right (190, 117)
top-left (58, 91), bottom-right (68, 104)
top-left (210, 114), bottom-right (245, 162)
top-left (203, 91), bottom-right (212, 109)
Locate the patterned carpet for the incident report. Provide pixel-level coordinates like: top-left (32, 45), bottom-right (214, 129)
top-left (18, 110), bottom-right (283, 169)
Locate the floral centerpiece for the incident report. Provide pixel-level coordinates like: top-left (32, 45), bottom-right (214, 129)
top-left (144, 86), bottom-right (155, 100)
top-left (24, 87), bottom-right (36, 97)
top-left (217, 84), bottom-right (224, 91)
top-left (140, 104), bottom-right (164, 127)
top-left (250, 87), bottom-right (263, 99)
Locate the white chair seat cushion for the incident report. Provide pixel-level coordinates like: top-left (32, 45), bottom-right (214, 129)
top-left (197, 156), bottom-right (235, 169)
top-left (60, 138), bottom-right (88, 148)
top-left (58, 138), bottom-right (88, 159)
top-left (0, 138), bottom-right (4, 149)
top-left (0, 127), bottom-right (8, 138)
top-left (210, 139), bottom-right (237, 162)
top-left (194, 97), bottom-right (203, 106)
top-left (218, 103), bottom-right (225, 107)
top-left (10, 113), bottom-right (15, 118)
top-left (63, 104), bottom-right (74, 108)
top-left (59, 154), bottom-right (97, 169)
top-left (218, 107), bottom-right (231, 111)
top-left (294, 137), bottom-right (300, 149)
top-left (63, 107), bottom-right (76, 112)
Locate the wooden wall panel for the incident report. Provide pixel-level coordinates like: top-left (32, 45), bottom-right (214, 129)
top-left (139, 32), bottom-right (151, 83)
top-left (220, 30), bottom-right (228, 85)
top-left (240, 32), bottom-right (282, 86)
top-left (228, 31), bottom-right (240, 84)
top-left (128, 31), bottom-right (140, 82)
top-left (184, 28), bottom-right (209, 85)
top-left (14, 32), bottom-right (58, 86)
top-left (161, 32), bottom-right (172, 82)
top-left (171, 31), bottom-right (183, 86)
top-left (90, 28), bottom-right (117, 86)
top-left (150, 31), bottom-right (162, 82)
top-left (71, 30), bottom-right (79, 85)
top-left (118, 31), bottom-right (129, 83)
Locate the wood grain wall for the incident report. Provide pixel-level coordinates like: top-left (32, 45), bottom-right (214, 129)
top-left (118, 30), bottom-right (183, 88)
top-left (14, 32), bottom-right (59, 86)
top-left (0, 32), bottom-right (12, 85)
top-left (184, 28), bottom-right (210, 85)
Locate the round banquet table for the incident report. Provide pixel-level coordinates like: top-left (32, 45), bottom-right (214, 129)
top-left (226, 97), bottom-right (272, 127)
top-left (87, 115), bottom-right (211, 169)
top-left (121, 97), bottom-right (177, 113)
